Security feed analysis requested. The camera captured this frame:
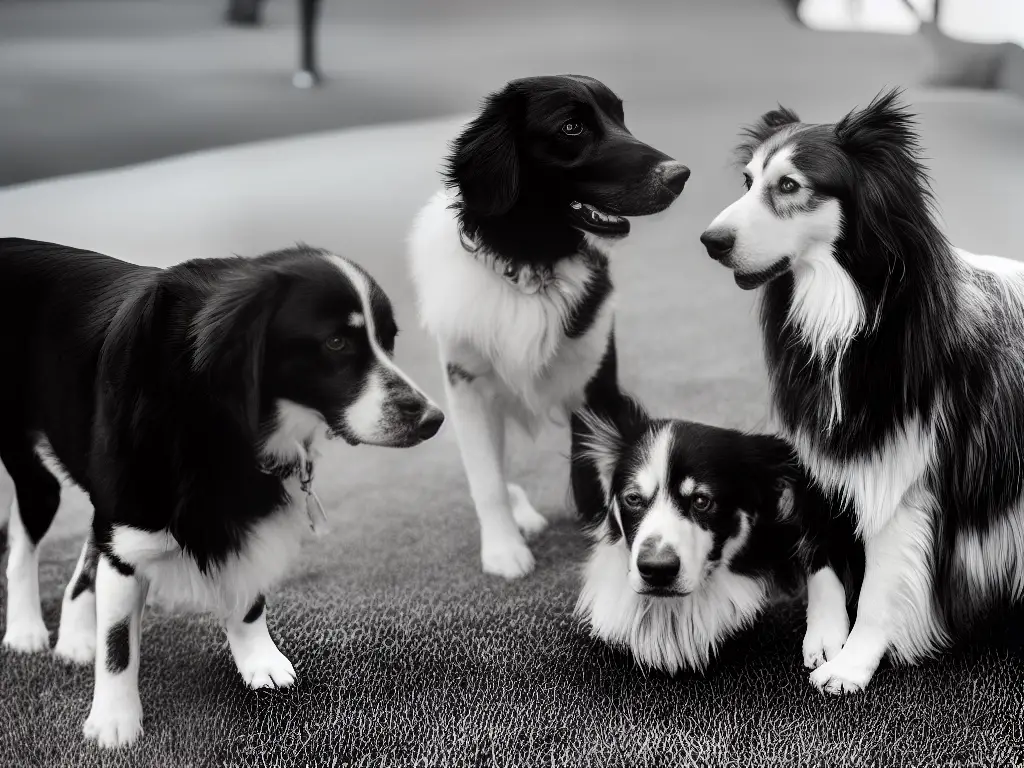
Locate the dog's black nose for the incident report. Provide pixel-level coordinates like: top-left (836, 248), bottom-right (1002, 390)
top-left (416, 407), bottom-right (445, 441)
top-left (659, 162), bottom-right (691, 195)
top-left (637, 546), bottom-right (681, 589)
top-left (700, 229), bottom-right (735, 262)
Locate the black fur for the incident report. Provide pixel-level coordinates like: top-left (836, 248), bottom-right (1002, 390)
top-left (0, 238), bottom-right (431, 575)
top-left (105, 618), bottom-right (131, 675)
top-left (243, 594), bottom-right (266, 624)
top-left (445, 74), bottom-right (687, 270)
top-left (749, 90), bottom-right (1024, 627)
top-left (577, 388), bottom-right (863, 598)
top-left (70, 537), bottom-right (101, 600)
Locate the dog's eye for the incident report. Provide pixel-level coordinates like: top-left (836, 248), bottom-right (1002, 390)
top-left (561, 120), bottom-right (584, 137)
top-left (621, 491), bottom-right (644, 510)
top-left (778, 177), bottom-right (799, 194)
top-left (325, 335), bottom-right (352, 353)
top-left (691, 494), bottom-right (712, 512)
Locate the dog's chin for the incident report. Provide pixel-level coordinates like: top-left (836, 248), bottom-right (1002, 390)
top-left (733, 257), bottom-right (791, 291)
top-left (633, 585), bottom-right (692, 599)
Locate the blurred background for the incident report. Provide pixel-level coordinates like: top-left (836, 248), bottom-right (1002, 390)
top-left (1, 0), bottom-right (1021, 187)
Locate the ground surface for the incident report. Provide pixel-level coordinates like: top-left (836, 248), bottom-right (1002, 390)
top-left (1, 1), bottom-right (1023, 766)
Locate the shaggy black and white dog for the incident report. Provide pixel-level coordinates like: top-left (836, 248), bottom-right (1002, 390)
top-left (701, 90), bottom-right (1024, 693)
top-left (573, 390), bottom-right (861, 673)
top-left (0, 239), bottom-right (443, 747)
top-left (409, 75), bottom-right (689, 579)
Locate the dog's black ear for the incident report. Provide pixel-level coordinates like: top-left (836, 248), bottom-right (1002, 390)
top-left (191, 267), bottom-right (282, 438)
top-left (445, 84), bottom-right (521, 216)
top-left (736, 105), bottom-right (801, 162)
top-left (834, 88), bottom-right (916, 159)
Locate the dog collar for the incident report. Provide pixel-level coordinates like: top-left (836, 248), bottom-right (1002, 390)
top-left (458, 225), bottom-right (555, 295)
top-left (259, 440), bottom-right (329, 534)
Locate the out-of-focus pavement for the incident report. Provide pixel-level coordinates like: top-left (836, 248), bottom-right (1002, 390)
top-left (0, 0), bottom-right (947, 187)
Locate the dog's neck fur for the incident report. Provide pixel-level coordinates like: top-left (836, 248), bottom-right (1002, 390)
top-left (455, 197), bottom-right (588, 268)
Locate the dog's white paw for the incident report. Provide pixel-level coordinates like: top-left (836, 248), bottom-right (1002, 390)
top-left (3, 620), bottom-right (51, 654)
top-left (809, 656), bottom-right (875, 695)
top-left (481, 534), bottom-right (535, 580)
top-left (238, 645), bottom-right (296, 690)
top-left (802, 618), bottom-right (849, 670)
top-left (54, 631), bottom-right (96, 666)
top-left (83, 707), bottom-right (143, 748)
top-left (507, 484), bottom-right (548, 539)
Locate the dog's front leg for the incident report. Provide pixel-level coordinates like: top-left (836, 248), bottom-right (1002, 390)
top-left (802, 566), bottom-right (850, 670)
top-left (443, 356), bottom-right (540, 579)
top-left (83, 555), bottom-right (149, 748)
top-left (225, 594), bottom-right (296, 689)
top-left (809, 494), bottom-right (941, 694)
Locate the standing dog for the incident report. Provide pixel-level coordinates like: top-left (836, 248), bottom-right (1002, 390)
top-left (573, 390), bottom-right (861, 674)
top-left (701, 90), bottom-right (1024, 693)
top-left (409, 75), bottom-right (689, 579)
top-left (0, 239), bottom-right (442, 747)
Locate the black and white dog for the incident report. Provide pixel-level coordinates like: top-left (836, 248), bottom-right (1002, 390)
top-left (0, 239), bottom-right (442, 747)
top-left (573, 390), bottom-right (861, 673)
top-left (701, 90), bottom-right (1024, 693)
top-left (409, 75), bottom-right (689, 579)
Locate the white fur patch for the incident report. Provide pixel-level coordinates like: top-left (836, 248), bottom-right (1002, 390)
top-left (343, 368), bottom-right (388, 443)
top-left (260, 399), bottom-right (325, 469)
top-left (348, 312), bottom-right (365, 328)
top-left (955, 508), bottom-right (1024, 603)
top-left (631, 503), bottom-right (713, 595)
top-left (576, 536), bottom-right (769, 673)
top-left (679, 477), bottom-right (696, 497)
top-left (109, 481), bottom-right (311, 618)
top-left (409, 191), bottom-right (614, 427)
top-left (802, 567), bottom-right (850, 669)
top-left (635, 426), bottom-right (673, 498)
top-left (2, 499), bottom-right (50, 653)
top-left (790, 417), bottom-right (934, 538)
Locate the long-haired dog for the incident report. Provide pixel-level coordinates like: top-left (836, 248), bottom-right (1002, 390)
top-left (0, 238), bottom-right (443, 747)
top-left (573, 390), bottom-right (861, 673)
top-left (409, 75), bottom-right (689, 579)
top-left (701, 89), bottom-right (1024, 693)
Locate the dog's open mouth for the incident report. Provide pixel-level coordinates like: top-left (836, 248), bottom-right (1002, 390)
top-left (569, 201), bottom-right (630, 237)
top-left (734, 257), bottom-right (791, 290)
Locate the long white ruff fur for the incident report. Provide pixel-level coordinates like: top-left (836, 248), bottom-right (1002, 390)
top-left (408, 190), bottom-right (614, 428)
top-left (575, 536), bottom-right (769, 673)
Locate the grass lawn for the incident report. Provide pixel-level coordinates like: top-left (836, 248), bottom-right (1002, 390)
top-left (1, 1), bottom-right (1023, 765)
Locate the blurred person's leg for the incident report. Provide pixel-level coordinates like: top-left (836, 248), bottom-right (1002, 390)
top-left (293, 0), bottom-right (323, 89)
top-left (226, 0), bottom-right (265, 26)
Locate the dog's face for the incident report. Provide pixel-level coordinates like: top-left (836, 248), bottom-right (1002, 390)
top-left (701, 91), bottom-right (917, 291)
top-left (192, 247), bottom-right (443, 449)
top-left (581, 413), bottom-right (765, 597)
top-left (448, 74), bottom-right (690, 238)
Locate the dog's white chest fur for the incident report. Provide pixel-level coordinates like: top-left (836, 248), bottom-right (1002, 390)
top-left (409, 191), bottom-right (614, 423)
top-left (110, 477), bottom-right (311, 618)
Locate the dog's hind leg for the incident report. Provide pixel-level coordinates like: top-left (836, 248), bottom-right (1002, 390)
top-left (1, 438), bottom-right (61, 653)
top-left (225, 594), bottom-right (296, 689)
top-left (54, 533), bottom-right (99, 665)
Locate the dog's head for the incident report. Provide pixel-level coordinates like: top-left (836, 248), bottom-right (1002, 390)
top-left (701, 89), bottom-right (934, 295)
top-left (446, 74), bottom-right (689, 239)
top-left (578, 405), bottom-right (789, 597)
top-left (190, 246), bottom-right (443, 452)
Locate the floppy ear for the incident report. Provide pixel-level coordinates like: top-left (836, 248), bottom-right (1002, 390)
top-left (444, 84), bottom-right (521, 216)
top-left (736, 105), bottom-right (801, 162)
top-left (191, 268), bottom-right (282, 438)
